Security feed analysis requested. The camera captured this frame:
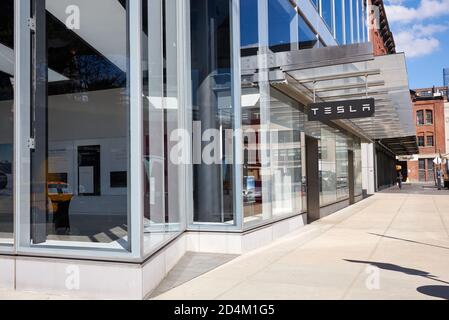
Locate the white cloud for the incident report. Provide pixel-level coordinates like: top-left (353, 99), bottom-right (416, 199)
top-left (412, 23), bottom-right (449, 36)
top-left (383, 1), bottom-right (449, 58)
top-left (385, 0), bottom-right (449, 23)
top-left (394, 30), bottom-right (440, 57)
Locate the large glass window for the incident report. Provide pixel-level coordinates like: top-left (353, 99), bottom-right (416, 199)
top-left (142, 0), bottom-right (183, 253)
top-left (29, 0), bottom-right (129, 249)
top-left (0, 0), bottom-right (14, 246)
top-left (336, 134), bottom-right (349, 200)
top-left (190, 0), bottom-right (235, 224)
top-left (242, 88), bottom-right (307, 226)
top-left (319, 126), bottom-right (337, 206)
top-left (321, 0), bottom-right (334, 32)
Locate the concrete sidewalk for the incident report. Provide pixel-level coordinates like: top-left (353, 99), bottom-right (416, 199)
top-left (153, 190), bottom-right (449, 300)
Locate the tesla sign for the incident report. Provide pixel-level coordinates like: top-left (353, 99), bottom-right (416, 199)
top-left (307, 98), bottom-right (375, 121)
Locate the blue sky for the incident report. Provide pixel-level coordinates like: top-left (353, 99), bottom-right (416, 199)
top-left (384, 0), bottom-right (449, 89)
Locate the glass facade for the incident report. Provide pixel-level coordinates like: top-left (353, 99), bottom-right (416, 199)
top-left (309, 0), bottom-right (367, 45)
top-left (0, 0), bottom-right (367, 260)
top-left (0, 0), bottom-right (14, 245)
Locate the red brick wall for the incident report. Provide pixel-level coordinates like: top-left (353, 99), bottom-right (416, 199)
top-left (370, 28), bottom-right (387, 56)
top-left (407, 99), bottom-right (446, 182)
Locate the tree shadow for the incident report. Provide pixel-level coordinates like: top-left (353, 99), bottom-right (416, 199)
top-left (345, 259), bottom-right (449, 300)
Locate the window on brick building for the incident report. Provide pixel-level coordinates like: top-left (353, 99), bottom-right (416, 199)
top-left (426, 110), bottom-right (433, 125)
top-left (427, 135), bottom-right (434, 147)
top-left (417, 110), bottom-right (424, 126)
top-left (417, 135), bottom-right (425, 147)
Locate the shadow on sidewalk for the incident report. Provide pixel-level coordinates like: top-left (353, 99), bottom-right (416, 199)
top-left (344, 259), bottom-right (449, 300)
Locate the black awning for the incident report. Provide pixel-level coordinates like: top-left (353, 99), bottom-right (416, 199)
top-left (379, 136), bottom-right (418, 156)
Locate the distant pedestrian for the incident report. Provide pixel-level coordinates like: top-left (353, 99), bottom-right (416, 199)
top-left (397, 172), bottom-right (403, 190)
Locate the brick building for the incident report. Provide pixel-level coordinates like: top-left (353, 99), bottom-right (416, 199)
top-left (407, 89), bottom-right (447, 183)
top-left (368, 0), bottom-right (396, 56)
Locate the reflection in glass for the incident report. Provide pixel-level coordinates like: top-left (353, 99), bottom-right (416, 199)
top-left (319, 126), bottom-right (337, 206)
top-left (336, 134), bottom-right (349, 200)
top-left (268, 0), bottom-right (297, 52)
top-left (335, 0), bottom-right (344, 44)
top-left (190, 0), bottom-right (235, 224)
top-left (352, 0), bottom-right (358, 42)
top-left (354, 139), bottom-right (363, 196)
top-left (0, 0), bottom-right (14, 244)
top-left (142, 0), bottom-right (183, 252)
top-left (321, 0), bottom-right (334, 32)
top-left (242, 88), bottom-right (307, 225)
top-left (31, 0), bottom-right (129, 248)
top-left (345, 0), bottom-right (352, 44)
top-left (299, 16), bottom-right (318, 49)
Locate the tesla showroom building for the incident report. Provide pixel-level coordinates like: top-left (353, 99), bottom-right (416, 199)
top-left (0, 0), bottom-right (416, 298)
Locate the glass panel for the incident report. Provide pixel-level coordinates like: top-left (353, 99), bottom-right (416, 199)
top-left (240, 0), bottom-right (258, 56)
top-left (427, 135), bottom-right (434, 147)
top-left (418, 136), bottom-right (425, 147)
top-left (352, 0), bottom-right (358, 42)
top-left (335, 0), bottom-right (344, 44)
top-left (0, 0), bottom-right (14, 245)
top-left (345, 0), bottom-right (352, 44)
top-left (319, 126), bottom-right (337, 206)
top-left (336, 134), bottom-right (349, 200)
top-left (268, 0), bottom-right (297, 52)
top-left (354, 139), bottom-right (363, 196)
top-left (321, 0), bottom-right (334, 32)
top-left (299, 16), bottom-right (318, 49)
top-left (358, 0), bottom-right (365, 43)
top-left (143, 0), bottom-right (183, 253)
top-left (417, 110), bottom-right (424, 126)
top-left (427, 159), bottom-right (435, 182)
top-left (30, 0), bottom-right (129, 249)
top-left (190, 0), bottom-right (235, 224)
top-left (426, 110), bottom-right (433, 125)
top-left (242, 88), bottom-right (306, 226)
